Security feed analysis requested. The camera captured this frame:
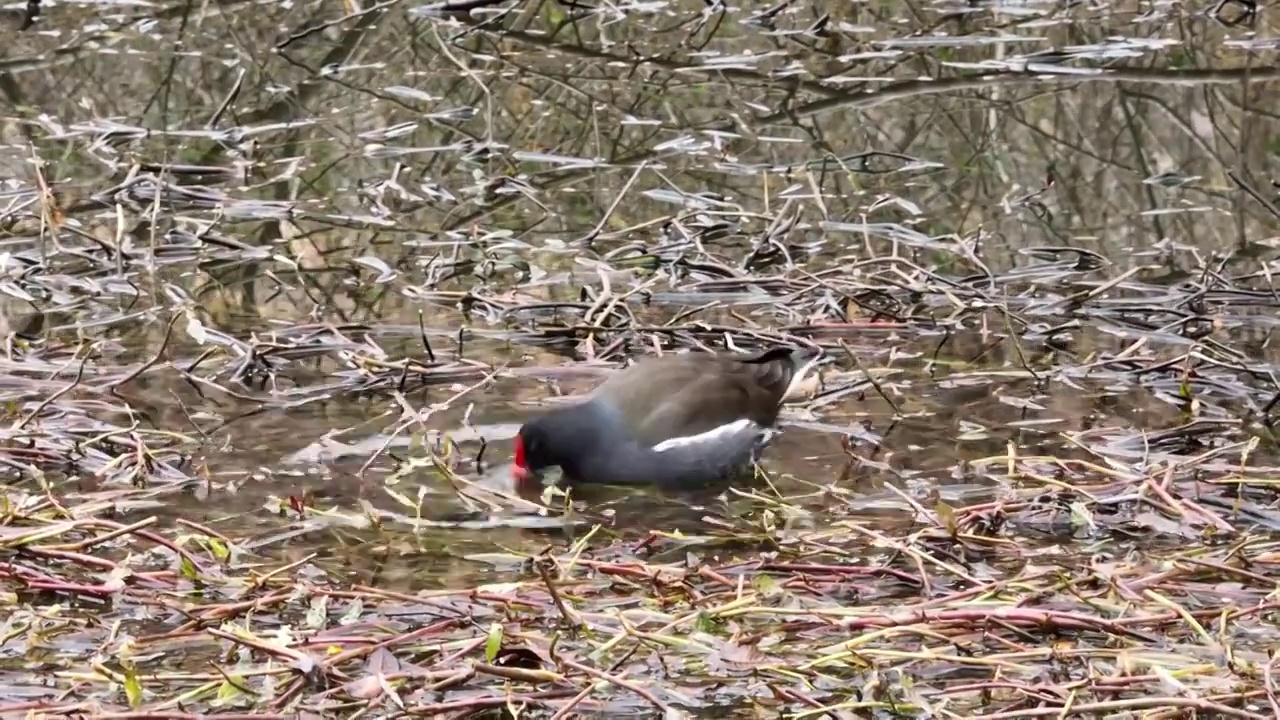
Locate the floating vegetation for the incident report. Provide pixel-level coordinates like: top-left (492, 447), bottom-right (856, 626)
top-left (3, 0), bottom-right (1280, 715)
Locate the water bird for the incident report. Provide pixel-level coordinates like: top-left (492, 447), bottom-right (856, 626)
top-left (512, 345), bottom-right (824, 489)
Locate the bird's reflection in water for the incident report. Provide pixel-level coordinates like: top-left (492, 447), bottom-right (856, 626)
top-left (499, 463), bottom-right (783, 549)
top-left (431, 460), bottom-right (791, 562)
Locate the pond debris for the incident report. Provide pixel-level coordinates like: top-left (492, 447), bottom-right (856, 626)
top-left (3, 455), bottom-right (1280, 716)
top-left (6, 0), bottom-right (1280, 715)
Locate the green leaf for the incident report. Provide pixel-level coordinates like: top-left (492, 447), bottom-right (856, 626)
top-left (694, 611), bottom-right (724, 633)
top-left (179, 556), bottom-right (198, 581)
top-left (123, 666), bottom-right (143, 708)
top-left (213, 678), bottom-right (246, 707)
top-left (205, 536), bottom-right (230, 562)
top-left (485, 622), bottom-right (503, 662)
top-left (752, 573), bottom-right (781, 598)
top-left (935, 500), bottom-right (958, 536)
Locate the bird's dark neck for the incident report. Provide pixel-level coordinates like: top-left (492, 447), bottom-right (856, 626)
top-left (528, 400), bottom-right (616, 459)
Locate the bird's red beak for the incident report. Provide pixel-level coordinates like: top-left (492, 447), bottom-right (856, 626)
top-left (512, 434), bottom-right (530, 481)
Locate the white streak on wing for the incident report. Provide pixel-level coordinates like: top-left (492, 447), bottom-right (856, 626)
top-left (652, 418), bottom-right (760, 453)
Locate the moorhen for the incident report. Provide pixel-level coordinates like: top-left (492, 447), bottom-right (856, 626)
top-left (512, 346), bottom-right (823, 489)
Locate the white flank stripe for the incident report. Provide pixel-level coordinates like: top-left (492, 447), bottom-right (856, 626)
top-left (652, 418), bottom-right (759, 453)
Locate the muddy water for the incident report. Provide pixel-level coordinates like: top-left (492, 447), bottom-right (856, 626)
top-left (4, 1), bottom-right (1280, 592)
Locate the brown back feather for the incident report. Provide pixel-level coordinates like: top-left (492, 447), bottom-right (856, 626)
top-left (589, 347), bottom-right (807, 447)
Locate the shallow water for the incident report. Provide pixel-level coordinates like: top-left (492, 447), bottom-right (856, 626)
top-left (5, 3), bottom-right (1280, 712)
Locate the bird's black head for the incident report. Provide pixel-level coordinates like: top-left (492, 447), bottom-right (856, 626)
top-left (511, 404), bottom-right (605, 484)
top-left (512, 419), bottom-right (556, 483)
